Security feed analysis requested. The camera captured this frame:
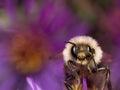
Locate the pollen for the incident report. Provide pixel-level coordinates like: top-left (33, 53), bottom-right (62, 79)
top-left (9, 31), bottom-right (49, 75)
top-left (71, 84), bottom-right (82, 90)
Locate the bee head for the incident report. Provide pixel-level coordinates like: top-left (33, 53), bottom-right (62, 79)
top-left (63, 36), bottom-right (103, 65)
top-left (66, 42), bottom-right (95, 61)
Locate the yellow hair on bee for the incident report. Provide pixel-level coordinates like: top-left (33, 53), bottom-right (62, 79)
top-left (63, 36), bottom-right (103, 64)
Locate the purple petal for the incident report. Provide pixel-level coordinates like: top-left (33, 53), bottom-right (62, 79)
top-left (33, 59), bottom-right (64, 90)
top-left (0, 0), bottom-right (5, 8)
top-left (23, 0), bottom-right (36, 19)
top-left (0, 43), bottom-right (12, 75)
top-left (38, 1), bottom-right (73, 32)
top-left (26, 77), bottom-right (42, 90)
top-left (0, 72), bottom-right (18, 90)
top-left (111, 46), bottom-right (120, 89)
top-left (0, 42), bottom-right (17, 90)
top-left (5, 0), bottom-right (18, 23)
top-left (82, 77), bottom-right (88, 90)
top-left (48, 22), bottom-right (90, 52)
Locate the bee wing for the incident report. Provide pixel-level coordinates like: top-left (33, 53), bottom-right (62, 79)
top-left (102, 52), bottom-right (113, 64)
top-left (48, 52), bottom-right (63, 60)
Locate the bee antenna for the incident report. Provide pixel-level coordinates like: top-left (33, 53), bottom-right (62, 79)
top-left (65, 41), bottom-right (76, 46)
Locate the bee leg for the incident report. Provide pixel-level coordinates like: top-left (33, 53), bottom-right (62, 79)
top-left (67, 60), bottom-right (80, 82)
top-left (64, 75), bottom-right (75, 90)
top-left (64, 60), bottom-right (76, 90)
top-left (67, 60), bottom-right (77, 71)
top-left (64, 81), bottom-right (73, 90)
top-left (92, 66), bottom-right (112, 90)
top-left (67, 60), bottom-right (81, 89)
top-left (64, 60), bottom-right (81, 90)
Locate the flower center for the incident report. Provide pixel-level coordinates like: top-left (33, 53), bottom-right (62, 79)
top-left (10, 31), bottom-right (48, 75)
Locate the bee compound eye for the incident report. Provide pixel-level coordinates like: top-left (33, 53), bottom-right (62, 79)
top-left (87, 46), bottom-right (95, 54)
top-left (73, 46), bottom-right (79, 54)
top-left (87, 46), bottom-right (91, 51)
top-left (71, 46), bottom-right (78, 59)
top-left (72, 46), bottom-right (76, 54)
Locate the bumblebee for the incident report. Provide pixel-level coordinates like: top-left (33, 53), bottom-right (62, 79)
top-left (63, 36), bottom-right (112, 90)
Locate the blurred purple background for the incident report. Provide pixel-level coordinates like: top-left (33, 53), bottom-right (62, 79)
top-left (0, 0), bottom-right (120, 90)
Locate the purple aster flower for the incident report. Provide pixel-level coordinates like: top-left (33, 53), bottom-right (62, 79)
top-left (0, 29), bottom-right (51, 90)
top-left (0, 0), bottom-right (91, 90)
